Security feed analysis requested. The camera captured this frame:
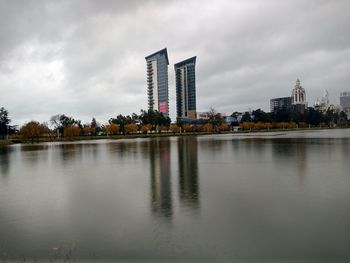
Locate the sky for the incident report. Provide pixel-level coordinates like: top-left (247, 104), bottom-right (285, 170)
top-left (0, 0), bottom-right (349, 126)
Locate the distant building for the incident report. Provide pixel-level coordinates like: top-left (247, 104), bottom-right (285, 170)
top-left (322, 90), bottom-right (330, 106)
top-left (340, 91), bottom-right (350, 112)
top-left (196, 111), bottom-right (228, 122)
top-left (145, 48), bottom-right (169, 117)
top-left (291, 78), bottom-right (307, 113)
top-left (223, 116), bottom-right (234, 125)
top-left (270, 97), bottom-right (292, 113)
top-left (314, 90), bottom-right (331, 112)
top-left (196, 112), bottom-right (209, 120)
top-left (175, 56), bottom-right (197, 120)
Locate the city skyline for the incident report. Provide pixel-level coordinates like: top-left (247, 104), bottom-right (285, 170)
top-left (0, 0), bottom-right (349, 125)
top-left (270, 78), bottom-right (309, 114)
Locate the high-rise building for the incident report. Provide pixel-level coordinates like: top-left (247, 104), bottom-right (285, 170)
top-left (291, 78), bottom-right (307, 113)
top-left (145, 48), bottom-right (169, 116)
top-left (174, 56), bottom-right (197, 120)
top-left (270, 97), bottom-right (292, 113)
top-left (340, 91), bottom-right (350, 112)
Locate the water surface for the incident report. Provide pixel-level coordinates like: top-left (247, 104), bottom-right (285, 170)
top-left (0, 129), bottom-right (349, 261)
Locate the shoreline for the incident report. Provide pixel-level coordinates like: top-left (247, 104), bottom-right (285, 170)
top-left (0, 139), bottom-right (13, 146)
top-left (3, 126), bottom-right (349, 145)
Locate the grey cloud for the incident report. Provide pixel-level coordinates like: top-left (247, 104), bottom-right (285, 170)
top-left (0, 0), bottom-right (349, 125)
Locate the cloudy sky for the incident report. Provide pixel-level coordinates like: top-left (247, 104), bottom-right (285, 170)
top-left (0, 0), bottom-right (349, 125)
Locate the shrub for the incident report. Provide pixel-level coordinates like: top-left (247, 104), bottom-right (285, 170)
top-left (20, 121), bottom-right (50, 142)
top-left (63, 125), bottom-right (81, 137)
top-left (201, 123), bottom-right (213, 133)
top-left (106, 123), bottom-right (119, 135)
top-left (141, 124), bottom-right (152, 134)
top-left (124, 123), bottom-right (138, 134)
top-left (218, 123), bottom-right (229, 132)
top-left (169, 124), bottom-right (180, 133)
top-left (182, 124), bottom-right (192, 132)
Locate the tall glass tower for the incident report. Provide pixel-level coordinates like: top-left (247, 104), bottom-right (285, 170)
top-left (340, 91), bottom-right (350, 115)
top-left (145, 48), bottom-right (169, 117)
top-left (175, 56), bottom-right (197, 120)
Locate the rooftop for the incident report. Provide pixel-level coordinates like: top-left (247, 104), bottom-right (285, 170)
top-left (145, 48), bottom-right (169, 65)
top-left (174, 56), bottom-right (197, 68)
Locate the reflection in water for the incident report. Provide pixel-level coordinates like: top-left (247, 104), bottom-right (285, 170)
top-left (84, 143), bottom-right (99, 161)
top-left (270, 138), bottom-right (308, 181)
top-left (20, 144), bottom-right (49, 165)
top-left (341, 138), bottom-right (350, 163)
top-left (232, 138), bottom-right (269, 155)
top-left (107, 140), bottom-right (139, 159)
top-left (20, 144), bottom-right (48, 152)
top-left (178, 137), bottom-right (199, 209)
top-left (149, 139), bottom-right (172, 218)
top-left (200, 138), bottom-right (226, 153)
top-left (58, 144), bottom-right (83, 165)
top-left (234, 138), bottom-right (309, 180)
top-left (1, 131), bottom-right (349, 260)
top-left (0, 147), bottom-right (11, 175)
top-left (234, 137), bottom-right (350, 181)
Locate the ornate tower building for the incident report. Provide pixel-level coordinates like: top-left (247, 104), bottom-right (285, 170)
top-left (291, 78), bottom-right (307, 113)
top-left (292, 78), bottom-right (306, 104)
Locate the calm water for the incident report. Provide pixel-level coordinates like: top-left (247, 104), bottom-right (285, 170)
top-left (0, 129), bottom-right (350, 262)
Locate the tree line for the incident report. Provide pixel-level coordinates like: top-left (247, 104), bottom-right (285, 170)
top-left (9, 108), bottom-right (231, 142)
top-left (236, 107), bottom-right (349, 130)
top-left (1, 106), bottom-right (349, 142)
top-left (0, 109), bottom-right (174, 142)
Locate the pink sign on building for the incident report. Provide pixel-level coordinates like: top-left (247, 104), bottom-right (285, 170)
top-left (159, 102), bottom-right (168, 113)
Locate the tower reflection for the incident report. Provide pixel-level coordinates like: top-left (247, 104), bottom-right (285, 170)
top-left (149, 138), bottom-right (172, 218)
top-left (0, 146), bottom-right (11, 176)
top-left (178, 137), bottom-right (199, 209)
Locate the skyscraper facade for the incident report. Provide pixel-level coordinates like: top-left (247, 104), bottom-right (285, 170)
top-left (340, 91), bottom-right (350, 112)
top-left (145, 48), bottom-right (169, 116)
top-left (174, 56), bottom-right (197, 120)
top-left (270, 97), bottom-right (292, 113)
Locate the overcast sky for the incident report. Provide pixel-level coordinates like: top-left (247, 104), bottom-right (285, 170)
top-left (0, 0), bottom-right (349, 125)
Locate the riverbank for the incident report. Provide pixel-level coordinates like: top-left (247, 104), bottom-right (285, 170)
top-left (0, 139), bottom-right (13, 146)
top-left (6, 126), bottom-right (350, 144)
top-left (10, 132), bottom-right (208, 144)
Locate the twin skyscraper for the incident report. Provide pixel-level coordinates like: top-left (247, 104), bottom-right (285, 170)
top-left (145, 48), bottom-right (197, 120)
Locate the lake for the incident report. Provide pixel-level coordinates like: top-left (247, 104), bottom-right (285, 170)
top-left (0, 129), bottom-right (350, 262)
